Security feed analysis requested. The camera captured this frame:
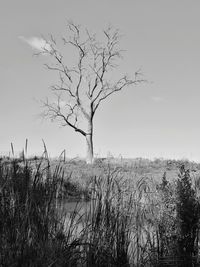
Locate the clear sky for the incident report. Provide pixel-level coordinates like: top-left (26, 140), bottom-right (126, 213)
top-left (1, 0), bottom-right (200, 161)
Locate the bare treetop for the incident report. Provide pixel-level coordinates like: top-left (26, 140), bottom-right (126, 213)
top-left (39, 21), bottom-right (145, 163)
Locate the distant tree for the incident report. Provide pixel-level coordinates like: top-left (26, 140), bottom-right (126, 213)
top-left (39, 22), bottom-right (144, 163)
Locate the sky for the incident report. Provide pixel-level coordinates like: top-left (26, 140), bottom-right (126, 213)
top-left (1, 0), bottom-right (200, 161)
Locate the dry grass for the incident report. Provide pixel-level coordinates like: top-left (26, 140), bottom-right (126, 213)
top-left (1, 149), bottom-right (200, 266)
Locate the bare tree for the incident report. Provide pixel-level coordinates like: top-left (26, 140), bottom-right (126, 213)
top-left (39, 22), bottom-right (144, 164)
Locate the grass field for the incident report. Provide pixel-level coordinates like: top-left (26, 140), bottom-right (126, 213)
top-left (0, 152), bottom-right (200, 266)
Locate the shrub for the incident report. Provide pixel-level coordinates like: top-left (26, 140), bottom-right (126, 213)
top-left (176, 165), bottom-right (200, 264)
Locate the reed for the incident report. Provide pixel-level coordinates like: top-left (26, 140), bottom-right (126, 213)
top-left (0, 155), bottom-right (82, 266)
top-left (1, 149), bottom-right (200, 266)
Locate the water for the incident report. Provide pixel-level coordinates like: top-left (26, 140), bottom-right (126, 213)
top-left (56, 199), bottom-right (92, 234)
top-left (58, 199), bottom-right (90, 214)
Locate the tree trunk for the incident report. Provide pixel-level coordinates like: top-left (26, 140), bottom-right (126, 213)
top-left (85, 119), bottom-right (94, 164)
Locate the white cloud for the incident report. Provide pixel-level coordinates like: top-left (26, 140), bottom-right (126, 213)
top-left (151, 96), bottom-right (164, 103)
top-left (19, 36), bottom-right (52, 52)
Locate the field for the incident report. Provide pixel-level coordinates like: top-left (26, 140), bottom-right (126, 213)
top-left (0, 153), bottom-right (200, 266)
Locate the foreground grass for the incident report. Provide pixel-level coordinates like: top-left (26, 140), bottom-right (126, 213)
top-left (0, 157), bottom-right (80, 266)
top-left (1, 154), bottom-right (200, 266)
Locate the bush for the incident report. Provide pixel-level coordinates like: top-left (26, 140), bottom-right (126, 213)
top-left (176, 165), bottom-right (200, 264)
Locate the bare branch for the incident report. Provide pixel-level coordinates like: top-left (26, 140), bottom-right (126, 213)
top-left (42, 95), bottom-right (86, 136)
top-left (51, 84), bottom-right (76, 98)
top-left (93, 75), bottom-right (146, 114)
top-left (39, 21), bottom-right (145, 143)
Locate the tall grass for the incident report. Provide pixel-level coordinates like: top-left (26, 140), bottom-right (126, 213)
top-left (81, 171), bottom-right (133, 267)
top-left (0, 150), bottom-right (200, 266)
top-left (0, 155), bottom-right (82, 266)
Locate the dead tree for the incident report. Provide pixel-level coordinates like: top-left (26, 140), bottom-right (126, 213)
top-left (40, 22), bottom-right (144, 164)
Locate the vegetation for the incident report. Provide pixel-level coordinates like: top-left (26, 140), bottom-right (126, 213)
top-left (176, 165), bottom-right (200, 265)
top-left (0, 152), bottom-right (200, 266)
top-left (39, 21), bottom-right (145, 163)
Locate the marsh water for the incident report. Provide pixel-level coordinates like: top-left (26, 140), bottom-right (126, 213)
top-left (56, 199), bottom-right (92, 229)
top-left (58, 199), bottom-right (91, 213)
top-left (55, 199), bottom-right (95, 236)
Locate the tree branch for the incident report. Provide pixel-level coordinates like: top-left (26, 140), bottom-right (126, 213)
top-left (42, 97), bottom-right (87, 136)
top-left (93, 74), bottom-right (145, 114)
top-left (39, 22), bottom-right (146, 141)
